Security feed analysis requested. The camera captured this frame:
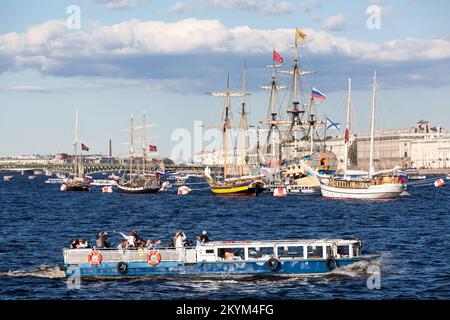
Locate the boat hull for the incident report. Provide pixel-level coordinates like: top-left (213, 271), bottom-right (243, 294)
top-left (210, 184), bottom-right (264, 196)
top-left (64, 257), bottom-right (372, 278)
top-left (64, 183), bottom-right (90, 192)
top-left (320, 183), bottom-right (404, 199)
top-left (116, 184), bottom-right (160, 194)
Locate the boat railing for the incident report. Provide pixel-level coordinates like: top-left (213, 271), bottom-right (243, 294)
top-left (63, 247), bottom-right (198, 264)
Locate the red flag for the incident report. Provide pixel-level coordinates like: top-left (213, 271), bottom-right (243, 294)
top-left (273, 50), bottom-right (284, 64)
top-left (149, 145), bottom-right (157, 152)
top-left (81, 143), bottom-right (89, 151)
top-left (344, 128), bottom-right (349, 144)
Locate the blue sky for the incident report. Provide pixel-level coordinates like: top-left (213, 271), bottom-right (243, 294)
top-left (1, 0), bottom-right (450, 158)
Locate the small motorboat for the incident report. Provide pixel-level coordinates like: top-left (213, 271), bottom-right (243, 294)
top-left (3, 175), bottom-right (13, 181)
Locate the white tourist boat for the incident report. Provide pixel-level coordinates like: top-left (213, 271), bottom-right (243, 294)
top-left (320, 75), bottom-right (404, 199)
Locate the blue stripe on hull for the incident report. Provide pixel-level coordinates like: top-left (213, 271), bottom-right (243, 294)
top-left (65, 258), bottom-right (367, 278)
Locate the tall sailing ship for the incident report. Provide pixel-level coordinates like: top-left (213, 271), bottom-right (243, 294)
top-left (116, 113), bottom-right (161, 194)
top-left (204, 67), bottom-right (265, 196)
top-left (261, 28), bottom-right (337, 193)
top-left (61, 109), bottom-right (90, 192)
top-left (320, 73), bottom-right (404, 199)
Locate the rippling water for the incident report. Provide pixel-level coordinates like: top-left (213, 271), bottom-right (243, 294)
top-left (0, 174), bottom-right (449, 299)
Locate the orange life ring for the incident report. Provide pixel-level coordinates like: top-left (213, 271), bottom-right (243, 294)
top-left (147, 250), bottom-right (161, 266)
top-left (88, 250), bottom-right (103, 266)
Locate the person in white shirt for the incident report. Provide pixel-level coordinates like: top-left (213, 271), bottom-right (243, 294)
top-left (174, 231), bottom-right (186, 250)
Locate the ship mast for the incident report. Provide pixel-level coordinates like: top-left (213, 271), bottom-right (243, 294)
top-left (141, 112), bottom-right (147, 176)
top-left (343, 78), bottom-right (352, 178)
top-left (73, 108), bottom-right (81, 178)
top-left (281, 29), bottom-right (316, 158)
top-left (129, 115), bottom-right (134, 180)
top-left (207, 74), bottom-right (242, 180)
top-left (369, 71), bottom-right (377, 177)
top-left (237, 62), bottom-right (250, 176)
top-left (260, 56), bottom-right (286, 163)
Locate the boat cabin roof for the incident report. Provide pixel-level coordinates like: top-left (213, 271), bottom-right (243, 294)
top-left (203, 239), bottom-right (360, 248)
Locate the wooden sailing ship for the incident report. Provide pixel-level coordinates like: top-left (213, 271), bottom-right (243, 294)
top-left (116, 113), bottom-right (161, 194)
top-left (261, 28), bottom-right (337, 193)
top-left (204, 67), bottom-right (265, 196)
top-left (62, 109), bottom-right (90, 192)
top-left (320, 74), bottom-right (405, 199)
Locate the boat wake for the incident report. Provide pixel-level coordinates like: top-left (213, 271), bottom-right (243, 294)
top-left (331, 255), bottom-right (383, 278)
top-left (2, 265), bottom-right (65, 279)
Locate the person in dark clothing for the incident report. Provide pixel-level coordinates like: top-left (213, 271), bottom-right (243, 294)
top-left (200, 230), bottom-right (210, 243)
top-left (95, 231), bottom-right (110, 249)
top-left (69, 239), bottom-right (80, 249)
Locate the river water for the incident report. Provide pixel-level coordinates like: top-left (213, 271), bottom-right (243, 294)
top-left (0, 174), bottom-right (449, 299)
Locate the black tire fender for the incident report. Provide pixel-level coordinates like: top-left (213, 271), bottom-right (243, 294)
top-left (267, 258), bottom-right (281, 272)
top-left (325, 257), bottom-right (338, 271)
top-left (117, 262), bottom-right (128, 274)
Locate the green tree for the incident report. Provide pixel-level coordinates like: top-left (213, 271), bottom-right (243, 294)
top-left (349, 139), bottom-right (358, 166)
top-left (162, 158), bottom-right (175, 165)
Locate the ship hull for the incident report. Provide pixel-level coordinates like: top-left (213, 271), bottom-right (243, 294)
top-left (63, 257), bottom-right (373, 278)
top-left (320, 183), bottom-right (404, 199)
top-left (116, 184), bottom-right (160, 194)
top-left (63, 183), bottom-right (90, 192)
top-left (210, 181), bottom-right (265, 196)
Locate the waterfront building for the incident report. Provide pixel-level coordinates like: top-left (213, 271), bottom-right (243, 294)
top-left (325, 121), bottom-right (450, 170)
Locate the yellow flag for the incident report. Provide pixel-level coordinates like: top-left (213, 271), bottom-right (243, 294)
top-left (296, 27), bottom-right (307, 42)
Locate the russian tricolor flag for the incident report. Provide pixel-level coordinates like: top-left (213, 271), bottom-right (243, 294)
top-left (311, 87), bottom-right (326, 100)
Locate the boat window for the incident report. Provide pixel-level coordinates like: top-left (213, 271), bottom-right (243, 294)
top-left (277, 246), bottom-right (304, 258)
top-left (205, 249), bottom-right (214, 254)
top-left (337, 245), bottom-right (350, 258)
top-left (307, 246), bottom-right (323, 259)
top-left (326, 246), bottom-right (333, 258)
top-left (248, 247), bottom-right (274, 259)
top-left (217, 248), bottom-right (245, 261)
top-left (352, 244), bottom-right (360, 257)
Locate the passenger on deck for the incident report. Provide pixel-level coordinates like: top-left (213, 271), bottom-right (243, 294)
top-left (78, 239), bottom-right (89, 248)
top-left (200, 230), bottom-right (210, 243)
top-left (117, 239), bottom-right (130, 250)
top-left (195, 235), bottom-right (202, 248)
top-left (118, 230), bottom-right (144, 248)
top-left (69, 239), bottom-right (80, 249)
top-left (145, 239), bottom-right (162, 249)
top-left (174, 231), bottom-right (187, 250)
top-left (118, 231), bottom-right (135, 247)
top-left (167, 239), bottom-right (175, 248)
top-left (95, 231), bottom-right (110, 249)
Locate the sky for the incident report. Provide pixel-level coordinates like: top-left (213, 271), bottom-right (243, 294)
top-left (1, 0), bottom-right (450, 159)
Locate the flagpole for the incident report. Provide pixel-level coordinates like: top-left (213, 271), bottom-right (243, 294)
top-left (324, 115), bottom-right (328, 150)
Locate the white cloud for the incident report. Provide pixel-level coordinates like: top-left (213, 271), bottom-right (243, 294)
top-left (300, 0), bottom-right (321, 13)
top-left (323, 14), bottom-right (347, 31)
top-left (165, 2), bottom-right (193, 14)
top-left (2, 18), bottom-right (450, 62)
top-left (213, 0), bottom-right (295, 15)
top-left (0, 85), bottom-right (52, 93)
top-left (1, 18), bottom-right (450, 90)
top-left (86, 0), bottom-right (148, 10)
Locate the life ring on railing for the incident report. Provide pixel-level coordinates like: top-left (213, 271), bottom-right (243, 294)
top-left (88, 250), bottom-right (103, 266)
top-left (267, 258), bottom-right (281, 272)
top-left (117, 262), bottom-right (128, 274)
top-left (147, 250), bottom-right (161, 266)
top-left (325, 257), bottom-right (338, 271)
